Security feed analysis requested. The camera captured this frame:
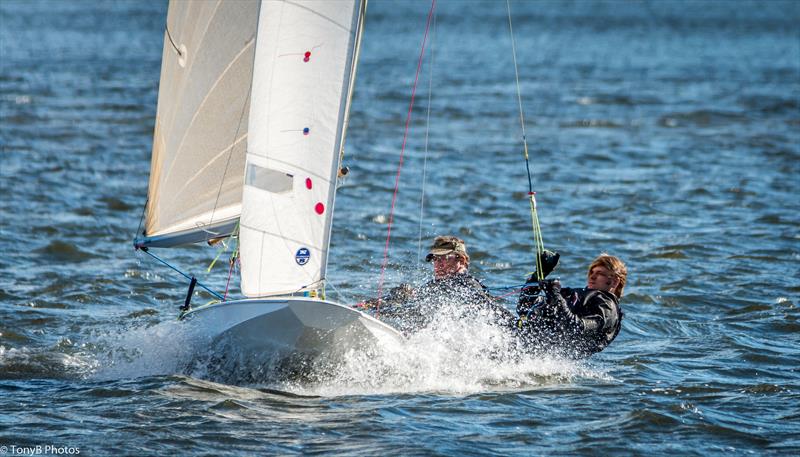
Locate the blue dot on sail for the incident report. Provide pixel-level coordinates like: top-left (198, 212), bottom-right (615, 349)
top-left (295, 247), bottom-right (311, 266)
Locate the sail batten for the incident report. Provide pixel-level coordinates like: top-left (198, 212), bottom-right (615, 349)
top-left (240, 0), bottom-right (365, 297)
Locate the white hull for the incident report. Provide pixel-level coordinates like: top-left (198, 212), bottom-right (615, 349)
top-left (181, 298), bottom-right (402, 379)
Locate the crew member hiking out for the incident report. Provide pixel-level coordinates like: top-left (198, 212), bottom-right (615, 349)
top-left (516, 253), bottom-right (627, 358)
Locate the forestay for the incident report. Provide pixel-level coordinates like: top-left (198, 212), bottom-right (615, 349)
top-left (139, 0), bottom-right (259, 247)
top-left (240, 0), bottom-right (365, 297)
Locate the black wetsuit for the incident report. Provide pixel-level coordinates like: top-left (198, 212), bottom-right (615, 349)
top-left (372, 274), bottom-right (622, 358)
top-left (517, 284), bottom-right (623, 358)
top-left (377, 273), bottom-right (517, 334)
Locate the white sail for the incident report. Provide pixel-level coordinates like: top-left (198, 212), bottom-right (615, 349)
top-left (240, 0), bottom-right (366, 297)
top-left (139, 0), bottom-right (259, 247)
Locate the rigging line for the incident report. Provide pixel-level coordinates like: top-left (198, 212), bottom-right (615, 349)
top-left (506, 0), bottom-right (546, 277)
top-left (138, 247), bottom-right (224, 300)
top-left (209, 83), bottom-right (251, 226)
top-left (376, 0), bottom-right (437, 316)
top-left (222, 254), bottom-right (236, 300)
top-left (496, 288), bottom-right (522, 299)
top-left (485, 283), bottom-right (528, 291)
top-left (417, 9), bottom-right (437, 264)
top-left (220, 224), bottom-right (240, 299)
top-left (506, 0), bottom-right (534, 194)
top-left (207, 220), bottom-right (240, 272)
top-left (165, 25), bottom-right (183, 57)
top-left (338, 0), bottom-right (368, 170)
top-left (134, 197), bottom-right (148, 241)
top-left (322, 276), bottom-right (349, 304)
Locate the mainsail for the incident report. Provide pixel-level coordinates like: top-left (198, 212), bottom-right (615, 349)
top-left (138, 0), bottom-right (259, 247)
top-left (239, 0), bottom-right (366, 297)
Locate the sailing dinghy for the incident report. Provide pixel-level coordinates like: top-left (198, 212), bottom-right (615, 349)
top-left (135, 0), bottom-right (402, 372)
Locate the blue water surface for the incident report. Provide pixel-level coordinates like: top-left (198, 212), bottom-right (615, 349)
top-left (1, 0), bottom-right (799, 455)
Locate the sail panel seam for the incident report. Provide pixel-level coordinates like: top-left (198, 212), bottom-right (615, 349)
top-left (240, 222), bottom-right (327, 251)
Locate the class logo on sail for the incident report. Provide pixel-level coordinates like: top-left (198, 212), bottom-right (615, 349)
top-left (295, 248), bottom-right (311, 266)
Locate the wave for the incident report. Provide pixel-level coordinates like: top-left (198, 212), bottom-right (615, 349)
top-left (33, 241), bottom-right (94, 264)
top-left (0, 344), bottom-right (96, 380)
top-left (559, 119), bottom-right (624, 129)
top-left (658, 109), bottom-right (748, 128)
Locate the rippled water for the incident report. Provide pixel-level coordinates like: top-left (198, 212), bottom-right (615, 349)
top-left (1, 0), bottom-right (799, 455)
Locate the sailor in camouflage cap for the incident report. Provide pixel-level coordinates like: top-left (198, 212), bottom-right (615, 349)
top-left (356, 234), bottom-right (516, 333)
top-left (425, 236), bottom-right (469, 261)
top-left (425, 236), bottom-right (470, 279)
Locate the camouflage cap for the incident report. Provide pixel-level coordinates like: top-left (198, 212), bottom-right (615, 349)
top-left (425, 236), bottom-right (469, 262)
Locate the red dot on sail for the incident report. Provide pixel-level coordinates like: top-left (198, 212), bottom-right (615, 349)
top-left (304, 51), bottom-right (311, 62)
top-left (305, 178), bottom-right (312, 189)
top-left (315, 203), bottom-right (324, 214)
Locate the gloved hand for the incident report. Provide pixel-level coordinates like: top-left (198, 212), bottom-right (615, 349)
top-left (353, 298), bottom-right (380, 310)
top-left (518, 284), bottom-right (539, 314)
top-left (387, 283), bottom-right (415, 302)
top-left (525, 250), bottom-right (560, 283)
top-left (353, 283), bottom-right (414, 310)
top-left (542, 278), bottom-right (561, 299)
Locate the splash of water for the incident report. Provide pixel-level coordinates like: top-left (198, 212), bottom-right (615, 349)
top-left (89, 318), bottom-right (209, 381)
top-left (76, 292), bottom-right (606, 394)
top-left (275, 313), bottom-right (603, 396)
